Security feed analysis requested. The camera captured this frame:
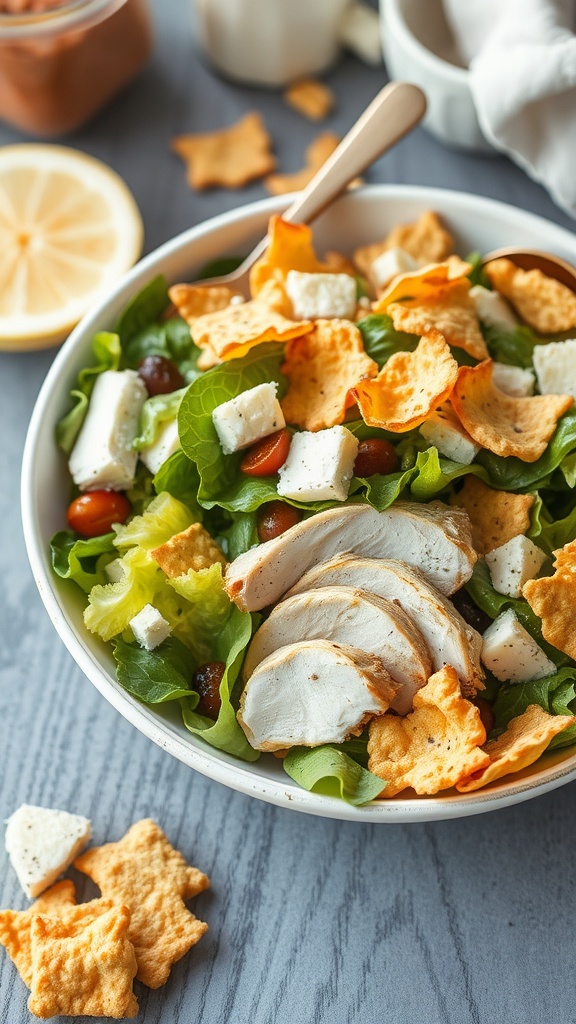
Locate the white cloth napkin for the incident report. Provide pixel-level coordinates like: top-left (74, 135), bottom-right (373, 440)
top-left (443, 0), bottom-right (576, 218)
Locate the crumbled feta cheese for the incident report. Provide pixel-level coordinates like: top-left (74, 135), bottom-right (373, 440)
top-left (481, 608), bottom-right (556, 682)
top-left (419, 407), bottom-right (481, 464)
top-left (492, 362), bottom-right (535, 397)
top-left (485, 535), bottom-right (547, 598)
top-left (470, 285), bottom-right (517, 329)
top-left (104, 557), bottom-right (125, 583)
top-left (140, 418), bottom-right (181, 475)
top-left (69, 369), bottom-right (147, 491)
top-left (533, 339), bottom-right (576, 398)
top-left (212, 382), bottom-right (285, 455)
top-left (370, 246), bottom-right (418, 292)
top-left (285, 271), bottom-right (357, 320)
top-left (5, 805), bottom-right (91, 898)
top-left (277, 426), bottom-right (359, 502)
top-left (129, 604), bottom-right (171, 651)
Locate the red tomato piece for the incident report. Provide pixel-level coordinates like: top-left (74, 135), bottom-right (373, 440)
top-left (257, 501), bottom-right (302, 543)
top-left (240, 429), bottom-right (291, 477)
top-left (67, 490), bottom-right (131, 538)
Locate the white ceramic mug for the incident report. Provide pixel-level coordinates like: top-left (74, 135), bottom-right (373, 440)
top-left (193, 0), bottom-right (352, 87)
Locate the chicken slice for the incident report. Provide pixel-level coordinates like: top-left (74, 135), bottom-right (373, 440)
top-left (242, 586), bottom-right (431, 715)
top-left (286, 555), bottom-right (484, 697)
top-left (237, 639), bottom-right (398, 752)
top-left (225, 502), bottom-right (476, 611)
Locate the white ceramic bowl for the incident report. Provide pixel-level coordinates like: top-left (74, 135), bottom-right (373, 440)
top-left (380, 0), bottom-right (491, 153)
top-left (22, 185), bottom-right (576, 823)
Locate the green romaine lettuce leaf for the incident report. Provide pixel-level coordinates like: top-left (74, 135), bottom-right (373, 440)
top-left (410, 446), bottom-right (487, 502)
top-left (283, 745), bottom-right (385, 806)
top-left (113, 491), bottom-right (198, 551)
top-left (153, 449), bottom-right (202, 510)
top-left (116, 275), bottom-right (169, 348)
top-left (56, 331), bottom-right (121, 453)
top-left (113, 636), bottom-right (195, 703)
top-left (50, 530), bottom-right (116, 593)
top-left (465, 251), bottom-right (491, 289)
top-left (492, 666), bottom-right (576, 750)
top-left (357, 314), bottom-right (419, 368)
top-left (167, 563), bottom-right (232, 661)
top-left (483, 324), bottom-right (537, 368)
top-left (132, 389), bottom-right (186, 451)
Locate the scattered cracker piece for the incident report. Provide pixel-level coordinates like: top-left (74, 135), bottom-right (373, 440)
top-left (388, 281), bottom-right (488, 361)
top-left (0, 880), bottom-right (76, 988)
top-left (169, 283), bottom-right (241, 326)
top-left (485, 258), bottom-right (576, 334)
top-left (351, 328), bottom-right (458, 432)
top-left (284, 78), bottom-right (335, 120)
top-left (250, 215), bottom-right (331, 296)
top-left (373, 256), bottom-right (472, 312)
top-left (264, 132), bottom-right (340, 196)
top-left (353, 211), bottom-right (454, 278)
top-left (172, 112), bottom-right (276, 190)
top-left (457, 705), bottom-right (575, 792)
top-left (191, 298), bottom-right (313, 360)
top-left (368, 666), bottom-right (489, 796)
top-left (280, 319), bottom-right (378, 431)
top-left (75, 819), bottom-right (209, 990)
top-left (451, 360), bottom-right (572, 463)
top-left (151, 522), bottom-right (227, 578)
top-left (28, 904), bottom-right (138, 1019)
top-left (449, 476), bottom-right (534, 554)
top-left (523, 539), bottom-right (576, 659)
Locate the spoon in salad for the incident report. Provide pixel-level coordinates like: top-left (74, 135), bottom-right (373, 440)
top-left (482, 247), bottom-right (576, 293)
top-left (193, 80), bottom-right (427, 298)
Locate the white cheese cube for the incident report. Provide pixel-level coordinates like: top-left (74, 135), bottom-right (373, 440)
top-left (481, 608), bottom-right (556, 683)
top-left (285, 271), bottom-right (357, 320)
top-left (470, 285), bottom-right (517, 329)
top-left (129, 604), bottom-right (171, 651)
top-left (492, 362), bottom-right (535, 397)
top-left (533, 339), bottom-right (576, 398)
top-left (370, 247), bottom-right (419, 292)
top-left (5, 804), bottom-right (91, 898)
top-left (277, 426), bottom-right (359, 502)
top-left (69, 369), bottom-right (147, 492)
top-left (485, 535), bottom-right (547, 598)
top-left (104, 557), bottom-right (126, 583)
top-left (212, 383), bottom-right (285, 455)
top-left (140, 418), bottom-right (181, 475)
top-left (419, 407), bottom-right (481, 464)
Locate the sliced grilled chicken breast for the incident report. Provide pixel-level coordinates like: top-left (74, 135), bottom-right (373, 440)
top-left (238, 639), bottom-right (398, 752)
top-left (243, 586), bottom-right (431, 714)
top-left (225, 502), bottom-right (476, 611)
top-left (287, 555), bottom-right (483, 697)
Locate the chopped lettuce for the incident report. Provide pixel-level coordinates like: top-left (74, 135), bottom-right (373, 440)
top-left (113, 636), bottom-right (195, 703)
top-left (492, 667), bottom-right (576, 751)
top-left (116, 275), bottom-right (169, 348)
top-left (483, 323), bottom-right (537, 368)
top-left (113, 491), bottom-right (198, 551)
top-left (410, 446), bottom-right (487, 502)
top-left (283, 745), bottom-right (385, 806)
top-left (167, 563), bottom-right (232, 662)
top-left (132, 388), bottom-right (186, 451)
top-left (56, 331), bottom-right (121, 454)
top-left (357, 314), bottom-right (419, 368)
top-left (153, 449), bottom-right (201, 510)
top-left (477, 410), bottom-right (576, 492)
top-left (50, 530), bottom-right (116, 593)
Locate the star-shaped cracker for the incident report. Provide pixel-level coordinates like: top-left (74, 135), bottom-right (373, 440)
top-left (75, 819), bottom-right (209, 989)
top-left (28, 904), bottom-right (138, 1019)
top-left (0, 879), bottom-right (76, 988)
top-left (172, 112), bottom-right (276, 190)
top-left (264, 133), bottom-right (340, 196)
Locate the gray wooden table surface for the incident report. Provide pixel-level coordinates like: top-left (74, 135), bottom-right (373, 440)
top-left (2, 2), bottom-right (576, 1022)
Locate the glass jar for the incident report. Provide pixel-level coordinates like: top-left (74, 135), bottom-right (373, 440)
top-left (0, 0), bottom-right (152, 135)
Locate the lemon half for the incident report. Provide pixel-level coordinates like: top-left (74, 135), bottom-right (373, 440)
top-left (0, 145), bottom-right (144, 351)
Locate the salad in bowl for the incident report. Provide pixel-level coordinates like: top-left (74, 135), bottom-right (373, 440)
top-left (23, 187), bottom-right (576, 820)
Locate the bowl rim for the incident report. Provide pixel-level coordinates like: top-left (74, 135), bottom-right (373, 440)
top-left (382, 0), bottom-right (469, 83)
top-left (21, 183), bottom-right (576, 823)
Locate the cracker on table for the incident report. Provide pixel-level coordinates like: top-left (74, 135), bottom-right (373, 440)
top-left (0, 880), bottom-right (76, 988)
top-left (75, 819), bottom-right (210, 989)
top-left (151, 522), bottom-right (227, 578)
top-left (264, 132), bottom-right (342, 196)
top-left (351, 328), bottom-right (458, 432)
top-left (284, 78), bottom-right (335, 120)
top-left (449, 476), bottom-right (534, 554)
top-left (368, 666), bottom-right (489, 797)
top-left (281, 318), bottom-right (378, 431)
top-left (172, 112), bottom-right (276, 190)
top-left (451, 360), bottom-right (572, 463)
top-left (28, 904), bottom-right (138, 1019)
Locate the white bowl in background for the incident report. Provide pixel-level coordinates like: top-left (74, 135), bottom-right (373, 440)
top-left (380, 0), bottom-right (491, 153)
top-left (21, 185), bottom-right (576, 822)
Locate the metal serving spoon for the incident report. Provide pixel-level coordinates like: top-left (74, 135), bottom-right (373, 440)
top-left (194, 80), bottom-right (427, 298)
top-left (482, 247), bottom-right (576, 294)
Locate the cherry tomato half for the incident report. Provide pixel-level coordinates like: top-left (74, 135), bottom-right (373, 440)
top-left (67, 490), bottom-right (131, 538)
top-left (353, 439), bottom-right (399, 478)
top-left (193, 661), bottom-right (225, 719)
top-left (240, 429), bottom-right (291, 477)
top-left (257, 501), bottom-right (302, 543)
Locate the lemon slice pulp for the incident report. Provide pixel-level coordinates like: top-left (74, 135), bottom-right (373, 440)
top-left (0, 145), bottom-right (144, 351)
